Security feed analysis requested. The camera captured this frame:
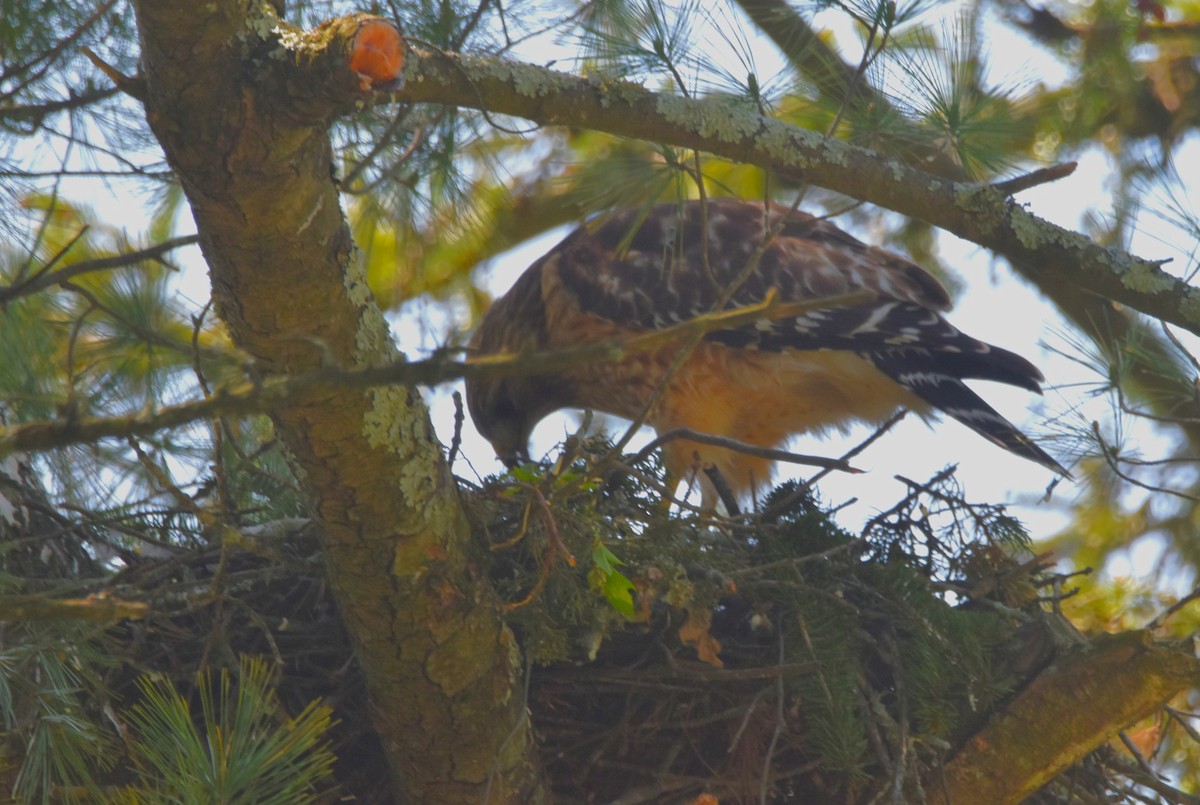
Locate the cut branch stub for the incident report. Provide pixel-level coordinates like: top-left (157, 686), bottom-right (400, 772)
top-left (263, 15), bottom-right (407, 126)
top-left (347, 18), bottom-right (405, 90)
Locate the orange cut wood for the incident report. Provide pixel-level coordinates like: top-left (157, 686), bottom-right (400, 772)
top-left (349, 19), bottom-right (404, 88)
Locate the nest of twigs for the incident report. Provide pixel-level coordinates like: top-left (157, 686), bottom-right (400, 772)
top-left (461, 445), bottom-right (1194, 804)
top-left (4, 446), bottom-right (1191, 803)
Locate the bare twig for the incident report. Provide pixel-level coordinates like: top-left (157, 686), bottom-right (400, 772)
top-left (448, 390), bottom-right (466, 470)
top-left (990, 162), bottom-right (1079, 196)
top-left (1092, 421), bottom-right (1200, 503)
top-left (629, 427), bottom-right (857, 473)
top-left (502, 485), bottom-right (574, 612)
top-left (0, 593), bottom-right (149, 622)
top-left (759, 409), bottom-right (908, 523)
top-left (861, 466), bottom-right (959, 537)
top-left (1165, 706), bottom-right (1200, 746)
top-left (0, 234), bottom-right (197, 304)
top-left (703, 464), bottom-right (742, 516)
top-left (0, 86), bottom-right (121, 123)
top-left (81, 45), bottom-right (147, 100)
top-left (1147, 584), bottom-right (1200, 631)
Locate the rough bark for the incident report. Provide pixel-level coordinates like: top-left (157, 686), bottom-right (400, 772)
top-left (130, 5), bottom-right (542, 801)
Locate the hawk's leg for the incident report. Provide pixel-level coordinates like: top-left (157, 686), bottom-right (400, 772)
top-left (703, 464), bottom-right (742, 516)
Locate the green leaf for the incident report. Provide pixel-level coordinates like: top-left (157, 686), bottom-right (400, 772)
top-left (509, 464), bottom-right (543, 483)
top-left (589, 541), bottom-right (636, 618)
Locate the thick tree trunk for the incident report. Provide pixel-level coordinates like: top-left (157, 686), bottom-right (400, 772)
top-left (130, 4), bottom-right (543, 801)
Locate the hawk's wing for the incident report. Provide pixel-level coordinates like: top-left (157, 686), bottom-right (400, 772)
top-left (551, 198), bottom-right (1064, 473)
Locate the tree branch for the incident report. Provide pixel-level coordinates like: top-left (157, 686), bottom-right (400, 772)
top-left (0, 234), bottom-right (198, 304)
top-left (931, 631), bottom-right (1200, 804)
top-left (989, 161), bottom-right (1079, 195)
top-left (0, 85), bottom-right (122, 123)
top-left (0, 289), bottom-right (874, 458)
top-left (0, 594), bottom-right (149, 622)
top-left (394, 46), bottom-right (1200, 339)
top-left (630, 427), bottom-right (858, 473)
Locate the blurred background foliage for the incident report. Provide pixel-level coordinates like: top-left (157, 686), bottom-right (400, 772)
top-left (4, 0), bottom-right (1200, 799)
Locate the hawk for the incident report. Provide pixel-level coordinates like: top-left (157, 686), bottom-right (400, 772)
top-left (466, 199), bottom-right (1066, 499)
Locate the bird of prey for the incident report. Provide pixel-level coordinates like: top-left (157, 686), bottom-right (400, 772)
top-left (466, 198), bottom-right (1065, 500)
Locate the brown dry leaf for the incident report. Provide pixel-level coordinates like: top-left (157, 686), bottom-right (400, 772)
top-left (1123, 720), bottom-right (1162, 758)
top-left (679, 609), bottom-right (723, 668)
top-left (689, 795), bottom-right (719, 805)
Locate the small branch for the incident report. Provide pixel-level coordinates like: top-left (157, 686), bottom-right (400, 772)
top-left (758, 411), bottom-right (908, 523)
top-left (990, 162), bottom-right (1079, 196)
top-left (703, 464), bottom-right (742, 516)
top-left (1165, 706), bottom-right (1200, 746)
top-left (861, 466), bottom-right (959, 537)
top-left (18, 225), bottom-right (88, 288)
top-left (502, 485), bottom-right (574, 612)
top-left (1117, 730), bottom-right (1158, 780)
top-left (632, 427), bottom-right (857, 473)
top-left (0, 234), bottom-right (198, 305)
top-left (1, 290), bottom-right (871, 458)
top-left (81, 46), bottom-right (146, 101)
top-left (0, 594), bottom-right (149, 622)
top-left (1147, 583), bottom-right (1200, 631)
top-left (0, 168), bottom-right (171, 178)
top-left (447, 390), bottom-right (466, 470)
top-left (1092, 421), bottom-right (1200, 503)
top-left (0, 86), bottom-right (122, 123)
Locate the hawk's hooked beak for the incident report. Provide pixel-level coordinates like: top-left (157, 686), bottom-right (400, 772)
top-left (498, 445), bottom-right (531, 469)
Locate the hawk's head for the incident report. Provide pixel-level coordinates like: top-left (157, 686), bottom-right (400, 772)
top-left (466, 261), bottom-right (566, 467)
top-left (465, 377), bottom-right (532, 467)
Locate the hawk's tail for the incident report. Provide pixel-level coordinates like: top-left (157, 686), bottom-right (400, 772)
top-left (866, 349), bottom-right (1069, 476)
